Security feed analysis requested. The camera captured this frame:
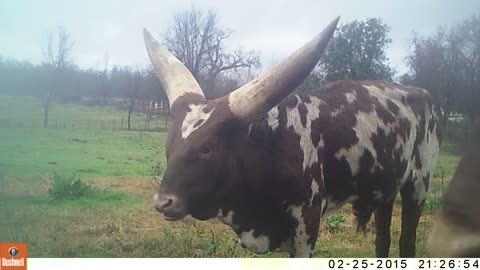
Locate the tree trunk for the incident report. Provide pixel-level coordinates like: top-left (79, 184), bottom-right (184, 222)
top-left (43, 105), bottom-right (49, 128)
top-left (127, 109), bottom-right (132, 130)
top-left (127, 99), bottom-right (135, 131)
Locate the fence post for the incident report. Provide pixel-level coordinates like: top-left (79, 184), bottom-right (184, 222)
top-left (121, 117), bottom-right (124, 130)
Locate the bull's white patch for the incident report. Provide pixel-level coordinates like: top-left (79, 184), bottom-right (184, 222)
top-left (372, 190), bottom-right (384, 201)
top-left (288, 203), bottom-right (311, 257)
top-left (323, 195), bottom-right (359, 217)
top-left (320, 198), bottom-right (328, 216)
top-left (153, 193), bottom-right (159, 201)
top-left (238, 229), bottom-right (270, 254)
top-left (345, 90), bottom-right (357, 104)
top-left (310, 178), bottom-right (319, 206)
top-left (286, 95), bottom-right (323, 171)
top-left (273, 238), bottom-right (293, 253)
top-left (335, 110), bottom-right (390, 175)
top-left (330, 105), bottom-right (345, 118)
top-left (309, 163), bottom-right (324, 207)
top-left (217, 209), bottom-right (238, 230)
top-left (412, 105), bottom-right (439, 205)
top-left (267, 106), bottom-right (280, 132)
top-left (181, 104), bottom-right (214, 139)
top-left (335, 85), bottom-right (425, 177)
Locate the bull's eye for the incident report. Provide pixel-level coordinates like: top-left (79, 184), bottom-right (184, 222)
top-left (199, 145), bottom-right (211, 154)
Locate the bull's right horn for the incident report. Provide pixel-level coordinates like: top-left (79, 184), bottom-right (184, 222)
top-left (224, 17), bottom-right (340, 123)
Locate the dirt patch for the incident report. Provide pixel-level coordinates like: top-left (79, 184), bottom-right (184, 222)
top-left (85, 176), bottom-right (159, 198)
top-left (0, 175), bottom-right (51, 198)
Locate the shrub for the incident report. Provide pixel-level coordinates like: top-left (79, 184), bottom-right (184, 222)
top-left (49, 173), bottom-right (93, 200)
top-left (424, 197), bottom-right (441, 214)
top-left (325, 214), bottom-right (349, 232)
top-left (151, 161), bottom-right (164, 176)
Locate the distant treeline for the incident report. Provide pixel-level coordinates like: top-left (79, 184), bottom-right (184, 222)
top-left (0, 10), bottom-right (479, 125)
top-left (0, 59), bottom-right (166, 103)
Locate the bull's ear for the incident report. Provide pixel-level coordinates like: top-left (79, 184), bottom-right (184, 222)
top-left (221, 17), bottom-right (340, 123)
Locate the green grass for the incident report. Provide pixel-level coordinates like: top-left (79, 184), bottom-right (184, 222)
top-left (0, 128), bottom-right (166, 177)
top-left (0, 95), bottom-right (164, 123)
top-left (433, 141), bottom-right (462, 178)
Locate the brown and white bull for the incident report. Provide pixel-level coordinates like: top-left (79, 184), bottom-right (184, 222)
top-left (428, 122), bottom-right (480, 257)
top-left (145, 17), bottom-right (440, 257)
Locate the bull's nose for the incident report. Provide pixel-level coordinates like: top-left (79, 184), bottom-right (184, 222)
top-left (153, 193), bottom-right (174, 212)
top-left (153, 193), bottom-right (186, 221)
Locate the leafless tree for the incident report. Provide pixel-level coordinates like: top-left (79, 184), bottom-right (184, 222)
top-left (164, 6), bottom-right (260, 98)
top-left (42, 26), bottom-right (74, 128)
top-left (101, 51), bottom-right (109, 104)
top-left (127, 72), bottom-right (141, 131)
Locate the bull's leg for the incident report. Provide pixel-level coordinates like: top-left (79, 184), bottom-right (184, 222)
top-left (374, 198), bottom-right (395, 257)
top-left (399, 182), bottom-right (426, 257)
top-left (290, 204), bottom-right (321, 257)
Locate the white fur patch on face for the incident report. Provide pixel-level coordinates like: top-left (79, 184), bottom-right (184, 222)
top-left (181, 104), bottom-right (214, 140)
top-left (238, 229), bottom-right (270, 254)
top-left (267, 106), bottom-right (280, 132)
top-left (286, 95), bottom-right (323, 171)
top-left (288, 203), bottom-right (311, 257)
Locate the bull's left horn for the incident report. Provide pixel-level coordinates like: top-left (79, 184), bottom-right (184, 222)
top-left (144, 29), bottom-right (205, 108)
top-left (224, 17), bottom-right (339, 122)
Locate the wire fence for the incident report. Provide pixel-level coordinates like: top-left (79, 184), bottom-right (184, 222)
top-left (0, 115), bottom-right (474, 137)
top-left (0, 117), bottom-right (169, 132)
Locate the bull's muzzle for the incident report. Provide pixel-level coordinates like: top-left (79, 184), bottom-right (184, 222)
top-left (153, 192), bottom-right (187, 221)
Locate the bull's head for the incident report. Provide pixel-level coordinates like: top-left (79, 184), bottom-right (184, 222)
top-left (145, 17), bottom-right (339, 222)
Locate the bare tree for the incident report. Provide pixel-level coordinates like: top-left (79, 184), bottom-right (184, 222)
top-left (127, 72), bottom-right (141, 131)
top-left (101, 51), bottom-right (109, 104)
top-left (164, 6), bottom-right (260, 98)
top-left (42, 26), bottom-right (74, 128)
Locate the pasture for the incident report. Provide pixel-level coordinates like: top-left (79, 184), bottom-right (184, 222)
top-left (0, 95), bottom-right (462, 257)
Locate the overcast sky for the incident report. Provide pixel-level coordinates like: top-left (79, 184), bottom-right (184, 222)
top-left (1, 0), bottom-right (479, 75)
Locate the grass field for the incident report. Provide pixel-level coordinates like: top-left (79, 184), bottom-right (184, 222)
top-left (0, 95), bottom-right (168, 130)
top-left (0, 96), bottom-right (463, 258)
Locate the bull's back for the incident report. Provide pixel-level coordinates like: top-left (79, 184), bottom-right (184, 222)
top-left (314, 81), bottom-right (440, 205)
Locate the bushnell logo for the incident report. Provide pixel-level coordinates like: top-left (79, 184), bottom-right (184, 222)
top-left (0, 243), bottom-right (27, 270)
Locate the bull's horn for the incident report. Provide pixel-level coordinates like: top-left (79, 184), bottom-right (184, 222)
top-left (143, 29), bottom-right (205, 107)
top-left (225, 17), bottom-right (339, 122)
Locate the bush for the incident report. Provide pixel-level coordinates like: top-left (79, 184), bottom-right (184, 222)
top-left (151, 161), bottom-right (164, 176)
top-left (424, 197), bottom-right (441, 214)
top-left (49, 173), bottom-right (93, 200)
top-left (325, 215), bottom-right (349, 232)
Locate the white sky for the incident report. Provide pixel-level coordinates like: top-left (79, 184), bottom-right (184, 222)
top-left (1, 0), bottom-right (479, 75)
